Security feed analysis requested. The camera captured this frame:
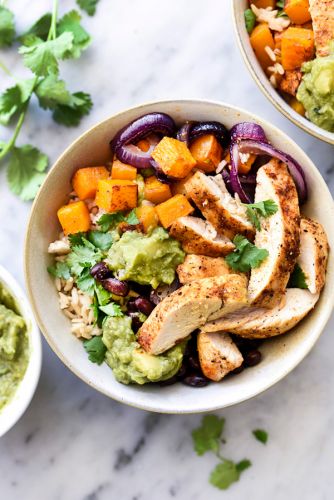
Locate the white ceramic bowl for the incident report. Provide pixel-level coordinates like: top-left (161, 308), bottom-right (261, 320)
top-left (232, 0), bottom-right (334, 145)
top-left (0, 266), bottom-right (42, 437)
top-left (25, 99), bottom-right (334, 414)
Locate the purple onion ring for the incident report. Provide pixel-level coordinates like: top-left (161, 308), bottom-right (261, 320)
top-left (189, 121), bottom-right (228, 146)
top-left (230, 122), bottom-right (268, 143)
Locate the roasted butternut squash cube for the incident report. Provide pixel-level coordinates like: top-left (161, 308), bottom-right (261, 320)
top-left (111, 160), bottom-right (137, 181)
top-left (289, 97), bottom-right (306, 116)
top-left (95, 179), bottom-right (138, 212)
top-left (284, 0), bottom-right (311, 25)
top-left (136, 205), bottom-right (159, 232)
top-left (136, 139), bottom-right (151, 152)
top-left (151, 137), bottom-right (196, 179)
top-left (250, 23), bottom-right (275, 70)
top-left (189, 134), bottom-right (223, 173)
top-left (171, 174), bottom-right (193, 197)
top-left (72, 166), bottom-right (109, 200)
top-left (144, 176), bottom-right (172, 204)
top-left (251, 0), bottom-right (275, 8)
top-left (155, 194), bottom-right (194, 228)
top-left (57, 201), bottom-right (91, 235)
top-left (281, 27), bottom-right (314, 70)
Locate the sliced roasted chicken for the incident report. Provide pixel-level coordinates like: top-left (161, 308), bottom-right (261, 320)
top-left (197, 332), bottom-right (243, 381)
top-left (309, 0), bottom-right (334, 56)
top-left (169, 216), bottom-right (234, 257)
top-left (298, 217), bottom-right (329, 294)
top-left (177, 254), bottom-right (236, 284)
top-left (138, 274), bottom-right (248, 355)
top-left (185, 171), bottom-right (255, 240)
top-left (201, 305), bottom-right (270, 333)
top-left (248, 159), bottom-right (300, 308)
top-left (206, 289), bottom-right (319, 339)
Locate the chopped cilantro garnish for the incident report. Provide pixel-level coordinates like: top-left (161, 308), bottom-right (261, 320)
top-left (83, 336), bottom-right (106, 365)
top-left (252, 429), bottom-right (268, 444)
top-left (244, 199), bottom-right (278, 231)
top-left (226, 235), bottom-right (269, 272)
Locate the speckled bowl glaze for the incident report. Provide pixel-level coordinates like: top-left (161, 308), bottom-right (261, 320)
top-left (25, 99), bottom-right (334, 414)
top-left (0, 266), bottom-right (41, 437)
top-left (232, 0), bottom-right (334, 145)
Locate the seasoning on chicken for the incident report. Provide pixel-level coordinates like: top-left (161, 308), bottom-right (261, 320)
top-left (177, 254), bottom-right (236, 284)
top-left (197, 332), bottom-right (243, 381)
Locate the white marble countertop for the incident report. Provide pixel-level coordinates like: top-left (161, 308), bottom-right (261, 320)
top-left (0, 1), bottom-right (333, 499)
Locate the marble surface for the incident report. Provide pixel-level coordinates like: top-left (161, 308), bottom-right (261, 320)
top-left (0, 0), bottom-right (333, 499)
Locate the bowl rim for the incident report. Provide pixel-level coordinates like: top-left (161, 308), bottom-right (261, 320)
top-left (231, 0), bottom-right (334, 145)
top-left (0, 265), bottom-right (42, 436)
top-left (24, 98), bottom-right (334, 414)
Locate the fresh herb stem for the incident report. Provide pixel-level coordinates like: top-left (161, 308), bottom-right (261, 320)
top-left (0, 106), bottom-right (27, 159)
top-left (0, 59), bottom-right (14, 77)
top-left (49, 0), bottom-right (59, 41)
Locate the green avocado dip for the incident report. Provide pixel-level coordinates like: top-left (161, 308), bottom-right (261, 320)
top-left (297, 43), bottom-right (334, 132)
top-left (106, 227), bottom-right (185, 288)
top-left (0, 283), bottom-right (29, 411)
top-left (102, 315), bottom-right (185, 384)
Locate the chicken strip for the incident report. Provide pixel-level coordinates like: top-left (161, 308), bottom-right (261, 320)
top-left (298, 217), bottom-right (329, 294)
top-left (208, 289), bottom-right (319, 339)
top-left (201, 305), bottom-right (270, 333)
top-left (169, 216), bottom-right (234, 257)
top-left (309, 0), bottom-right (334, 56)
top-left (185, 171), bottom-right (255, 240)
top-left (248, 160), bottom-right (300, 308)
top-left (177, 254), bottom-right (236, 284)
top-left (138, 274), bottom-right (248, 355)
top-left (197, 332), bottom-right (243, 382)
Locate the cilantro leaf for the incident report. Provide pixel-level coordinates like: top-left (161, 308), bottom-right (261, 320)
top-left (68, 232), bottom-right (86, 247)
top-left (209, 460), bottom-right (241, 490)
top-left (252, 429), bottom-right (268, 444)
top-left (35, 75), bottom-right (71, 109)
top-left (7, 145), bottom-right (48, 200)
top-left (67, 238), bottom-right (102, 276)
top-left (236, 459), bottom-right (252, 472)
top-left (47, 261), bottom-right (71, 280)
top-left (226, 235), bottom-right (269, 273)
top-left (97, 212), bottom-right (125, 232)
top-left (94, 284), bottom-right (112, 306)
top-left (244, 8), bottom-right (256, 34)
top-left (244, 200), bottom-right (278, 231)
top-left (88, 230), bottom-right (113, 251)
top-left (19, 13), bottom-right (52, 44)
top-left (0, 6), bottom-right (15, 47)
top-left (192, 415), bottom-right (225, 456)
top-left (19, 32), bottom-right (74, 76)
top-left (288, 264), bottom-right (308, 289)
top-left (52, 91), bottom-right (92, 126)
top-left (83, 336), bottom-right (106, 365)
top-left (57, 10), bottom-right (91, 59)
top-left (126, 209), bottom-right (140, 225)
top-left (99, 302), bottom-right (123, 317)
top-left (0, 79), bottom-right (35, 125)
top-left (77, 0), bottom-right (100, 16)
top-left (76, 267), bottom-right (95, 295)
top-left (276, 0), bottom-right (284, 7)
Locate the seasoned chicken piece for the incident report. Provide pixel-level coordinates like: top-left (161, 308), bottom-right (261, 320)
top-left (177, 254), bottom-right (236, 284)
top-left (248, 160), bottom-right (300, 308)
top-left (138, 275), bottom-right (248, 355)
top-left (279, 70), bottom-right (302, 96)
top-left (197, 332), bottom-right (243, 381)
top-left (185, 171), bottom-right (255, 240)
top-left (169, 216), bottom-right (234, 257)
top-left (298, 217), bottom-right (329, 294)
top-left (201, 305), bottom-right (270, 333)
top-left (209, 289), bottom-right (319, 339)
top-left (309, 0), bottom-right (334, 56)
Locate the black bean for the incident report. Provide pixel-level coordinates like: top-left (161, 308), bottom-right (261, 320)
top-left (128, 282), bottom-right (152, 297)
top-left (101, 278), bottom-right (129, 296)
top-left (176, 363), bottom-right (188, 380)
top-left (159, 375), bottom-right (179, 387)
top-left (90, 262), bottom-right (112, 281)
top-left (181, 374), bottom-right (210, 388)
top-left (188, 355), bottom-right (201, 371)
top-left (126, 298), bottom-right (138, 313)
top-left (244, 349), bottom-right (262, 367)
top-left (127, 312), bottom-right (143, 333)
top-left (231, 336), bottom-right (262, 355)
top-left (134, 297), bottom-right (155, 316)
top-left (231, 363), bottom-right (245, 375)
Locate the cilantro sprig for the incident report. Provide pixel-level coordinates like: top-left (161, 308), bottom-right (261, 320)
top-left (244, 8), bottom-right (256, 34)
top-left (97, 209), bottom-right (140, 232)
top-left (226, 235), bottom-right (269, 273)
top-left (83, 336), bottom-right (106, 365)
top-left (288, 263), bottom-right (308, 289)
top-left (253, 429), bottom-right (268, 444)
top-left (0, 1), bottom-right (95, 200)
top-left (244, 199), bottom-right (278, 231)
top-left (76, 0), bottom-right (100, 16)
top-left (192, 415), bottom-right (251, 491)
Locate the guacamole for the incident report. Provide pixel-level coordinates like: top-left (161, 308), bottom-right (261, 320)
top-left (102, 315), bottom-right (185, 384)
top-left (106, 227), bottom-right (185, 288)
top-left (297, 44), bottom-right (334, 132)
top-left (0, 283), bottom-right (29, 411)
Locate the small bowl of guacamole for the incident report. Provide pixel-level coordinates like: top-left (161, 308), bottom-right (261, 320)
top-left (0, 265), bottom-right (41, 438)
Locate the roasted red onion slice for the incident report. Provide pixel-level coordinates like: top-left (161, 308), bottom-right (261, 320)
top-left (231, 139), bottom-right (308, 203)
top-left (111, 112), bottom-right (176, 169)
top-left (189, 121), bottom-right (228, 145)
top-left (176, 121), bottom-right (193, 145)
top-left (230, 122), bottom-right (268, 142)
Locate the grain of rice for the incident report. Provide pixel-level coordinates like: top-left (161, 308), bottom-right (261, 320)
top-left (216, 159), bottom-right (227, 174)
top-left (265, 45), bottom-right (276, 62)
top-left (55, 278), bottom-right (61, 291)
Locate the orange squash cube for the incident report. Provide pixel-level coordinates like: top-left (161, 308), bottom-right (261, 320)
top-left (284, 0), bottom-right (311, 25)
top-left (171, 174), bottom-right (193, 197)
top-left (95, 179), bottom-right (138, 212)
top-left (57, 201), bottom-right (91, 235)
top-left (111, 160), bottom-right (137, 181)
top-left (136, 205), bottom-right (159, 232)
top-left (144, 176), bottom-right (172, 204)
top-left (151, 137), bottom-right (196, 179)
top-left (251, 0), bottom-right (275, 8)
top-left (281, 27), bottom-right (314, 70)
top-left (72, 166), bottom-right (109, 200)
top-left (250, 23), bottom-right (275, 70)
top-left (189, 134), bottom-right (223, 173)
top-left (155, 194), bottom-right (194, 228)
top-left (136, 139), bottom-right (151, 152)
